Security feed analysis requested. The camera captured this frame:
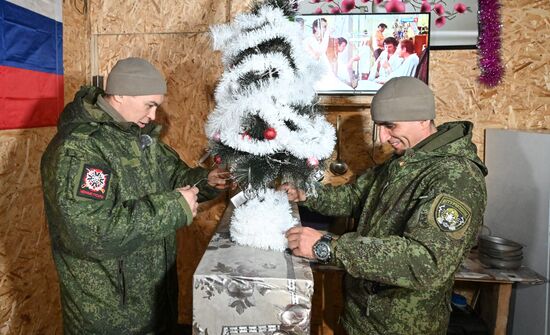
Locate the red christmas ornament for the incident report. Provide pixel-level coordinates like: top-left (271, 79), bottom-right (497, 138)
top-left (263, 127), bottom-right (277, 140)
top-left (213, 155), bottom-right (222, 164)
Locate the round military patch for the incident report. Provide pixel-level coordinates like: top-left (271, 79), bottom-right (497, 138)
top-left (84, 168), bottom-right (108, 192)
top-left (431, 194), bottom-right (472, 235)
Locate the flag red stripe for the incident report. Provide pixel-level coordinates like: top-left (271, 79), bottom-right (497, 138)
top-left (0, 65), bottom-right (64, 130)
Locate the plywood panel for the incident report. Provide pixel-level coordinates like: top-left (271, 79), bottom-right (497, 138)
top-left (230, 0), bottom-right (255, 20)
top-left (148, 0), bottom-right (228, 33)
top-left (429, 49), bottom-right (489, 156)
top-left (91, 0), bottom-right (228, 34)
top-left (90, 0), bottom-right (147, 34)
top-left (0, 128), bottom-right (61, 335)
top-left (310, 269), bottom-right (346, 335)
top-left (323, 111), bottom-right (372, 185)
top-left (63, 0), bottom-right (90, 98)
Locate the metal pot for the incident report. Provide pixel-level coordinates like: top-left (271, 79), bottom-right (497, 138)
top-left (479, 235), bottom-right (523, 252)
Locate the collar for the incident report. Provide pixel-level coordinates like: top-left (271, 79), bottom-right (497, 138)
top-left (414, 122), bottom-right (467, 153)
top-left (95, 95), bottom-right (161, 136)
top-left (97, 95), bottom-right (126, 123)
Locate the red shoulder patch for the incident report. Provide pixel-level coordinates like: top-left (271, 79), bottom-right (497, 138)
top-left (77, 164), bottom-right (111, 200)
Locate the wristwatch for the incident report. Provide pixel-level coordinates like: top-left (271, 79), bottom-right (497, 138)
top-left (312, 234), bottom-right (334, 263)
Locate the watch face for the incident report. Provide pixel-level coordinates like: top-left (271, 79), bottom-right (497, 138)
top-left (314, 241), bottom-right (331, 261)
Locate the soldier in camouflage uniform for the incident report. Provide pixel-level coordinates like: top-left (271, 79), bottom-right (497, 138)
top-left (41, 58), bottom-right (230, 334)
top-left (284, 77), bottom-right (487, 335)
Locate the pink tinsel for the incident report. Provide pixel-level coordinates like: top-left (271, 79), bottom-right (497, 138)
top-left (478, 0), bottom-right (504, 86)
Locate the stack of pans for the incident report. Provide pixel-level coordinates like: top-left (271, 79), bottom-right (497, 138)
top-left (478, 235), bottom-right (523, 270)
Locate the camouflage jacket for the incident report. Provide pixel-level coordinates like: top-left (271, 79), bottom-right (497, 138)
top-left (41, 86), bottom-right (219, 334)
top-left (303, 121), bottom-right (487, 335)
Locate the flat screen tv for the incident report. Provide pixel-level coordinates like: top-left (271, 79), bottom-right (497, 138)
top-left (295, 12), bottom-right (431, 95)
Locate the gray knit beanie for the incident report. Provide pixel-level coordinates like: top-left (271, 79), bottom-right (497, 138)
top-left (371, 77), bottom-right (435, 122)
top-left (105, 57), bottom-right (167, 96)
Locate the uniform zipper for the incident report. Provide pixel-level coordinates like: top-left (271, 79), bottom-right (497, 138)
top-left (163, 238), bottom-right (177, 315)
top-left (137, 132), bottom-right (160, 189)
top-left (118, 259), bottom-right (126, 306)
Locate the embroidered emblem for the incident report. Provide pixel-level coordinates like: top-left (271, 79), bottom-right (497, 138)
top-left (77, 164), bottom-right (111, 200)
top-left (432, 195), bottom-right (471, 234)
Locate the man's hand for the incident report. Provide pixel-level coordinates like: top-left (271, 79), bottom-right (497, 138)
top-left (286, 226), bottom-right (324, 259)
top-left (207, 168), bottom-right (234, 190)
top-left (176, 186), bottom-right (199, 217)
top-left (278, 183), bottom-right (307, 202)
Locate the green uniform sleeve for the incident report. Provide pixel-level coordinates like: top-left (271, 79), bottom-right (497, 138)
top-left (333, 159), bottom-right (487, 290)
top-left (157, 142), bottom-right (220, 202)
top-left (48, 146), bottom-right (193, 261)
top-left (302, 168), bottom-right (377, 217)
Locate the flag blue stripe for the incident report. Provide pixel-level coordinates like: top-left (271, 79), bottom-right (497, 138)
top-left (0, 0), bottom-right (63, 75)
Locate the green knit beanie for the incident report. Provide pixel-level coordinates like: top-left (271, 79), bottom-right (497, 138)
top-left (105, 57), bottom-right (167, 96)
top-left (371, 77), bottom-right (435, 122)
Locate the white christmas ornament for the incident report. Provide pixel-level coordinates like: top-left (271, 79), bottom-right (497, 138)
top-left (230, 189), bottom-right (298, 251)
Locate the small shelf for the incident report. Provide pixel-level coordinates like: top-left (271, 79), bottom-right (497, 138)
top-left (318, 95), bottom-right (373, 108)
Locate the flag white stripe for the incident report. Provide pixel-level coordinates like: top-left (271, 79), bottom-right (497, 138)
top-left (7, 0), bottom-right (62, 22)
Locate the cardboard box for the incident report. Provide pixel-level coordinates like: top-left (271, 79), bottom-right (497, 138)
top-left (193, 204), bottom-right (313, 335)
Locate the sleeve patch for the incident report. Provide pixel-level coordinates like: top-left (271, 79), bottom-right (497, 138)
top-left (430, 194), bottom-right (471, 238)
top-left (77, 164), bottom-right (111, 200)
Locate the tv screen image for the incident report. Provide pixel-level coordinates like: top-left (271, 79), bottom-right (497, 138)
top-left (295, 12), bottom-right (430, 95)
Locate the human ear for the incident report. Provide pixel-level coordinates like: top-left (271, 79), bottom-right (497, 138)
top-left (418, 120), bottom-right (433, 131)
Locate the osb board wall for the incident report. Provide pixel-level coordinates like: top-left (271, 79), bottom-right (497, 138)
top-left (64, 1), bottom-right (90, 103)
top-left (89, 0), bottom-right (227, 34)
top-left (0, 128), bottom-right (60, 335)
top-left (0, 0), bottom-right (548, 334)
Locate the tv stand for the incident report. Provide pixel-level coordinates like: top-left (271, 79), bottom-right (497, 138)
top-left (318, 95), bottom-right (373, 108)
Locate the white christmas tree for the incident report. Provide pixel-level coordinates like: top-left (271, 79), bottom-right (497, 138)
top-left (206, 0), bottom-right (335, 251)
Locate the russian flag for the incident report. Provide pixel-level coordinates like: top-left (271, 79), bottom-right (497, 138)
top-left (0, 0), bottom-right (63, 130)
